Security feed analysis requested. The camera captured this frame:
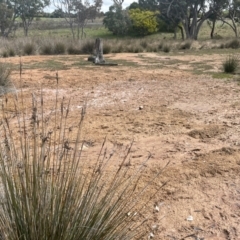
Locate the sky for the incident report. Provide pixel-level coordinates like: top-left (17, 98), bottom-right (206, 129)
top-left (45, 0), bottom-right (136, 13)
top-left (102, 0), bottom-right (136, 12)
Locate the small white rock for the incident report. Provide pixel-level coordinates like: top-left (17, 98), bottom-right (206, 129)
top-left (152, 224), bottom-right (159, 230)
top-left (187, 215), bottom-right (193, 221)
top-left (148, 232), bottom-right (154, 239)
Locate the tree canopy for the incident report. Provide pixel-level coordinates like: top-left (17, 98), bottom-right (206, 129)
top-left (134, 0), bottom-right (240, 39)
top-left (0, 0), bottom-right (49, 37)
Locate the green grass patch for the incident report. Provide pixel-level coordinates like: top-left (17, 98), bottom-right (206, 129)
top-left (25, 59), bottom-right (69, 71)
top-left (212, 72), bottom-right (234, 79)
top-left (17, 27), bottom-right (113, 39)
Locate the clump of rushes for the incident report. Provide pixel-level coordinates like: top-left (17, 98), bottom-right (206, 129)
top-left (41, 44), bottom-right (53, 55)
top-left (163, 44), bottom-right (170, 53)
top-left (54, 42), bottom-right (66, 54)
top-left (225, 38), bottom-right (240, 49)
top-left (0, 62), bottom-right (14, 95)
top-left (23, 42), bottom-right (36, 55)
top-left (179, 40), bottom-right (192, 50)
top-left (223, 55), bottom-right (239, 73)
top-left (0, 69), bottom-right (165, 239)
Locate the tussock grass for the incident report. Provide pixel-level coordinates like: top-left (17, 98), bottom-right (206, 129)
top-left (8, 48), bottom-right (16, 57)
top-left (41, 43), bottom-right (53, 55)
top-left (0, 68), bottom-right (164, 239)
top-left (81, 40), bottom-right (95, 54)
top-left (54, 42), bottom-right (66, 54)
top-left (223, 55), bottom-right (239, 73)
top-left (103, 42), bottom-right (111, 54)
top-left (163, 44), bottom-right (170, 53)
top-left (67, 45), bottom-right (82, 55)
top-left (225, 38), bottom-right (240, 49)
top-left (3, 36), bottom-right (239, 57)
top-left (0, 63), bottom-right (15, 95)
top-left (23, 42), bottom-right (36, 55)
top-left (179, 40), bottom-right (192, 50)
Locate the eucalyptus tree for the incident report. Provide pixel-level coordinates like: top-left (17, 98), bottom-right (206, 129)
top-left (53, 0), bottom-right (102, 39)
top-left (0, 0), bottom-right (50, 37)
top-left (0, 0), bottom-right (18, 37)
top-left (158, 0), bottom-right (216, 40)
top-left (138, 0), bottom-right (232, 40)
top-left (207, 0), bottom-right (228, 38)
top-left (138, 0), bottom-right (183, 39)
top-left (74, 0), bottom-right (102, 39)
top-left (214, 0), bottom-right (240, 37)
top-left (18, 0), bottom-right (50, 36)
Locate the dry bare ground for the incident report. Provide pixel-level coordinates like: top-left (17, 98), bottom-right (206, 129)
top-left (2, 52), bottom-right (240, 239)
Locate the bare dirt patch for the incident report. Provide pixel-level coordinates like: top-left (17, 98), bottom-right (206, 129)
top-left (1, 53), bottom-right (240, 239)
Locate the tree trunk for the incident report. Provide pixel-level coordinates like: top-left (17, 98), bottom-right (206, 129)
top-left (210, 19), bottom-right (216, 39)
top-left (94, 38), bottom-right (105, 64)
top-left (173, 27), bottom-right (177, 39)
top-left (218, 17), bottom-right (238, 38)
top-left (178, 25), bottom-right (184, 40)
top-left (23, 22), bottom-right (29, 37)
top-left (231, 18), bottom-right (238, 37)
top-left (69, 22), bottom-right (75, 39)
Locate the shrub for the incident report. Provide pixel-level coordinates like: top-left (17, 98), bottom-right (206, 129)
top-left (8, 48), bottom-right (16, 57)
top-left (134, 46), bottom-right (144, 53)
top-left (23, 43), bottom-right (36, 55)
top-left (41, 44), bottom-right (53, 55)
top-left (140, 40), bottom-right (148, 49)
top-left (225, 38), bottom-right (240, 49)
top-left (129, 8), bottom-right (159, 36)
top-left (146, 45), bottom-right (158, 52)
top-left (103, 5), bottom-right (132, 36)
top-left (126, 44), bottom-right (136, 53)
top-left (158, 42), bottom-right (163, 50)
top-left (179, 40), bottom-right (192, 50)
top-left (223, 55), bottom-right (239, 73)
top-left (54, 42), bottom-right (66, 54)
top-left (81, 40), bottom-right (94, 54)
top-left (103, 43), bottom-right (111, 54)
top-left (0, 62), bottom-right (14, 95)
top-left (0, 84), bottom-right (158, 240)
top-left (163, 44), bottom-right (170, 53)
top-left (2, 51), bottom-right (9, 58)
top-left (219, 43), bottom-right (225, 49)
top-left (67, 45), bottom-right (82, 55)
top-left (112, 44), bottom-right (124, 53)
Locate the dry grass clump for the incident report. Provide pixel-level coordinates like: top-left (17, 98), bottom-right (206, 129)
top-left (81, 39), bottom-right (95, 54)
top-left (162, 44), bottom-right (171, 53)
top-left (179, 40), bottom-right (192, 50)
top-left (0, 70), bottom-right (163, 239)
top-left (223, 55), bottom-right (239, 73)
top-left (41, 44), bottom-right (53, 55)
top-left (103, 42), bottom-right (112, 54)
top-left (23, 42), bottom-right (36, 55)
top-left (1, 48), bottom-right (16, 58)
top-left (140, 39), bottom-right (148, 49)
top-left (53, 42), bottom-right (66, 54)
top-left (8, 48), bottom-right (16, 57)
top-left (0, 63), bottom-right (15, 95)
top-left (112, 43), bottom-right (124, 53)
top-left (67, 45), bottom-right (82, 54)
top-left (225, 38), bottom-right (240, 49)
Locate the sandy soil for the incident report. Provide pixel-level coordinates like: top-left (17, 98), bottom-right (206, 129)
top-left (2, 52), bottom-right (240, 239)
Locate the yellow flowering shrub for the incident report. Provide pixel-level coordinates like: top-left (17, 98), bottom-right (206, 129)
top-left (129, 8), bottom-right (159, 36)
